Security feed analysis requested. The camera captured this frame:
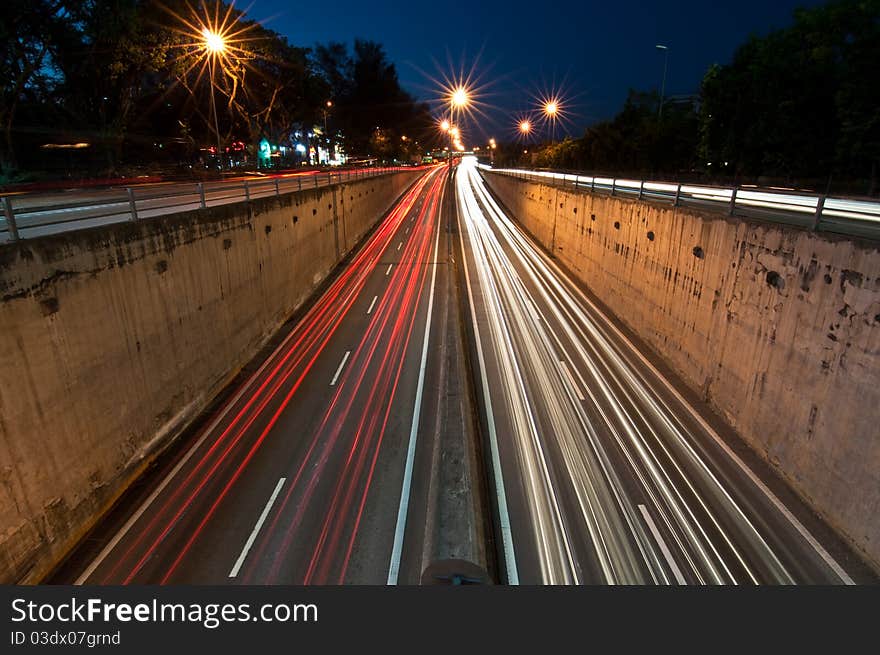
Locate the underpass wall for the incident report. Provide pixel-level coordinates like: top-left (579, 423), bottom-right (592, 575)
top-left (0, 170), bottom-right (423, 583)
top-left (481, 170), bottom-right (880, 568)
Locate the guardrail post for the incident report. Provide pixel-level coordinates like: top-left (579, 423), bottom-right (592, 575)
top-left (638, 181), bottom-right (644, 200)
top-left (591, 177), bottom-right (596, 193)
top-left (197, 182), bottom-right (206, 209)
top-left (2, 196), bottom-right (20, 241)
top-left (729, 188), bottom-right (738, 216)
top-left (314, 175), bottom-right (318, 189)
top-left (126, 187), bottom-right (138, 221)
top-left (813, 195), bottom-right (826, 230)
top-left (274, 178), bottom-right (280, 196)
top-left (244, 180), bottom-right (251, 201)
top-left (298, 176), bottom-right (302, 191)
top-left (611, 179), bottom-right (616, 197)
top-left (673, 184), bottom-right (682, 207)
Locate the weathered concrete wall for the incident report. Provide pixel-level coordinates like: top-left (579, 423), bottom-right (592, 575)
top-left (0, 171), bottom-right (422, 583)
top-left (482, 170), bottom-right (880, 568)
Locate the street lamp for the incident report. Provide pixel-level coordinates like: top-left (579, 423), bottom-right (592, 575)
top-left (451, 86), bottom-right (469, 112)
top-left (202, 28), bottom-right (226, 170)
top-left (656, 44), bottom-right (669, 121)
top-left (322, 100), bottom-right (332, 164)
top-left (542, 99), bottom-right (561, 141)
top-left (519, 120), bottom-right (532, 136)
top-left (445, 84), bottom-right (470, 170)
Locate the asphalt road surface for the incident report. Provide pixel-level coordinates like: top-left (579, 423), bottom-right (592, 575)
top-left (58, 166), bottom-right (454, 584)
top-left (1, 168), bottom-right (410, 241)
top-left (455, 156), bottom-right (872, 584)
top-left (53, 158), bottom-right (876, 585)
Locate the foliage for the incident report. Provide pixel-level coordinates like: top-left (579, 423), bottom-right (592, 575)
top-left (528, 90), bottom-right (699, 176)
top-left (526, 0), bottom-right (879, 193)
top-left (0, 0), bottom-right (430, 177)
top-left (312, 39), bottom-right (433, 158)
top-left (699, 0), bottom-right (880, 188)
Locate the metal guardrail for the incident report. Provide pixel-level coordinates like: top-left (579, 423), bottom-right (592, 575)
top-left (480, 165), bottom-right (880, 240)
top-left (0, 166), bottom-right (418, 242)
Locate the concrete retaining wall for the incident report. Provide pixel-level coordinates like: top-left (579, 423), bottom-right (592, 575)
top-left (482, 170), bottom-right (880, 568)
top-left (0, 170), bottom-right (422, 583)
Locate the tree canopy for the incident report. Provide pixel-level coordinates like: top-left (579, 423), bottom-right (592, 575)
top-left (522, 0), bottom-right (879, 194)
top-left (0, 0), bottom-right (431, 179)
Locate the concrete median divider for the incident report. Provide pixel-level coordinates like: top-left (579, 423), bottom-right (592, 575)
top-left (0, 169), bottom-right (423, 583)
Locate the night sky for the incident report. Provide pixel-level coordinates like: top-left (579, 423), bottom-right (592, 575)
top-left (250, 0), bottom-right (826, 141)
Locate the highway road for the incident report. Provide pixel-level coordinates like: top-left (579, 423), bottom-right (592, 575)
top-left (455, 157), bottom-right (871, 584)
top-left (0, 167), bottom-right (411, 241)
top-left (484, 166), bottom-right (880, 239)
top-left (55, 165), bottom-right (458, 584)
top-left (52, 157), bottom-right (875, 586)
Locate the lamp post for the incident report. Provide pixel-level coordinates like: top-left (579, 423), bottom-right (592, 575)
top-left (656, 44), bottom-right (669, 121)
top-left (448, 85), bottom-right (469, 171)
top-left (449, 126), bottom-right (461, 170)
top-left (519, 120), bottom-right (532, 166)
top-left (203, 29), bottom-right (226, 170)
top-left (322, 100), bottom-right (332, 164)
top-left (543, 100), bottom-right (559, 142)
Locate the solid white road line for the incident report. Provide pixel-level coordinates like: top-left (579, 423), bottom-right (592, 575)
top-left (560, 360), bottom-right (586, 401)
top-left (229, 477), bottom-right (286, 578)
top-left (639, 504), bottom-right (687, 585)
top-left (387, 185), bottom-right (443, 585)
top-left (330, 350), bottom-right (351, 386)
top-left (366, 295), bottom-right (378, 315)
top-left (74, 323), bottom-right (299, 585)
top-left (385, 264), bottom-right (393, 276)
top-left (456, 182), bottom-right (520, 585)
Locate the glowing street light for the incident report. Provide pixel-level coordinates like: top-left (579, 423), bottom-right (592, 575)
top-left (451, 86), bottom-right (469, 110)
top-left (539, 95), bottom-right (565, 141)
top-left (322, 100), bottom-right (333, 164)
top-left (202, 29), bottom-right (226, 54)
top-left (440, 119), bottom-right (451, 132)
top-left (444, 84), bottom-right (471, 170)
top-left (202, 29), bottom-right (228, 169)
top-left (519, 120), bottom-right (531, 135)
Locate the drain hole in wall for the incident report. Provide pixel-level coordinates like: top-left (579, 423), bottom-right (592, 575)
top-left (766, 271), bottom-right (785, 290)
top-left (693, 246), bottom-right (704, 259)
top-left (646, 231), bottom-right (655, 241)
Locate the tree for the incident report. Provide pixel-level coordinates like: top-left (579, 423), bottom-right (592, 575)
top-left (311, 39), bottom-right (432, 160)
top-left (699, 0), bottom-right (880, 190)
top-left (0, 0), bottom-right (66, 174)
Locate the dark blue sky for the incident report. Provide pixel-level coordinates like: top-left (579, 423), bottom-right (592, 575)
top-left (249, 0), bottom-right (825, 140)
